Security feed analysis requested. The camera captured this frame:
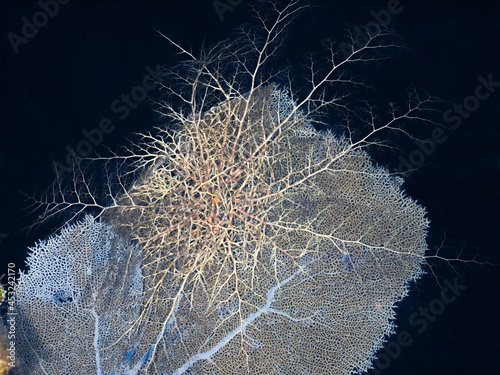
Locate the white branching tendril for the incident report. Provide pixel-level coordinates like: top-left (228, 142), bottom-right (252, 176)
top-left (18, 2), bottom-right (453, 375)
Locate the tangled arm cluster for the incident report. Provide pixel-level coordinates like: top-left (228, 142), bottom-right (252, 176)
top-left (14, 3), bottom-right (435, 374)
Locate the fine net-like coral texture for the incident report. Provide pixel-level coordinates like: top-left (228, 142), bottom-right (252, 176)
top-left (105, 85), bottom-right (428, 374)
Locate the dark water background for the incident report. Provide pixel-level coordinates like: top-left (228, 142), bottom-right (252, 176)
top-left (0, 1), bottom-right (499, 374)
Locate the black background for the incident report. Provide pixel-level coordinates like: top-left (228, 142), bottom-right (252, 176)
top-left (1, 1), bottom-right (499, 374)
